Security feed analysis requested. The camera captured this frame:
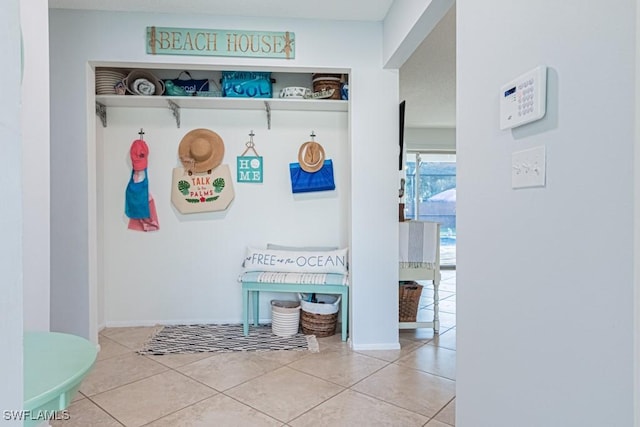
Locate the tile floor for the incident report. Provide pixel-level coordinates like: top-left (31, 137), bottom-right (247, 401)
top-left (53, 271), bottom-right (457, 427)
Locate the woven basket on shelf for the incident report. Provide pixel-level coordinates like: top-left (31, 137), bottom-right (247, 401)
top-left (300, 311), bottom-right (339, 337)
top-left (399, 281), bottom-right (423, 322)
top-left (311, 73), bottom-right (342, 100)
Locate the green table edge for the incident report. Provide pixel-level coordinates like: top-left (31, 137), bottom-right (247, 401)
top-left (23, 332), bottom-right (97, 426)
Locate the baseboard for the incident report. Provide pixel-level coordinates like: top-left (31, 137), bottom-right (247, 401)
top-left (351, 342), bottom-right (401, 351)
top-left (104, 318), bottom-right (246, 328)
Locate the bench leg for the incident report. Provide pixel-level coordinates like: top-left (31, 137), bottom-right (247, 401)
top-left (243, 289), bottom-right (249, 336)
top-left (253, 290), bottom-right (260, 326)
top-left (341, 290), bottom-right (348, 341)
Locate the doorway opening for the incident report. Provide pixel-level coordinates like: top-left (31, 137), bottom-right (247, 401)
top-left (404, 151), bottom-right (456, 269)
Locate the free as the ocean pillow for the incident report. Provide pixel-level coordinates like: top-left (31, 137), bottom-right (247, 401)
top-left (243, 247), bottom-right (348, 274)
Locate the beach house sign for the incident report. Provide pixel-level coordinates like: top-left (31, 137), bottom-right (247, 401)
top-left (146, 27), bottom-right (295, 59)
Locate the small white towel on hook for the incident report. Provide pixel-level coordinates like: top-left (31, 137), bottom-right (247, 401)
top-left (399, 221), bottom-right (438, 269)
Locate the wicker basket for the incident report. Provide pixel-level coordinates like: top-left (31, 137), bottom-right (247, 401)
top-left (300, 310), bottom-right (339, 337)
top-left (312, 73), bottom-right (342, 100)
top-left (399, 281), bottom-right (423, 322)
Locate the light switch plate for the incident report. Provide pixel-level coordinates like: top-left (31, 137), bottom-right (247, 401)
top-left (512, 146), bottom-right (546, 189)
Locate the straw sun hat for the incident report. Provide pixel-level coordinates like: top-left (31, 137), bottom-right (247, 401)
top-left (178, 128), bottom-right (225, 173)
top-left (298, 141), bottom-right (326, 173)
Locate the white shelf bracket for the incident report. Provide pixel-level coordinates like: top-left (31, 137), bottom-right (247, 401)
top-left (167, 100), bottom-right (181, 128)
top-left (264, 101), bottom-right (271, 130)
top-left (95, 102), bottom-right (107, 128)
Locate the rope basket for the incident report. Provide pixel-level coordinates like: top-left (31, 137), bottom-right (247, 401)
top-left (300, 311), bottom-right (339, 337)
top-left (399, 281), bottom-right (423, 322)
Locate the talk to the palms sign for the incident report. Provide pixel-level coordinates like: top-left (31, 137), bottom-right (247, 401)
top-left (146, 27), bottom-right (295, 59)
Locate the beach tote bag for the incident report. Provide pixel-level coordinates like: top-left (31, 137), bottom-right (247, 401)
top-left (171, 165), bottom-right (235, 214)
top-left (164, 71), bottom-right (209, 95)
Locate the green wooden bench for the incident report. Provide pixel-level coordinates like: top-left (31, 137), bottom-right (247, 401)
top-left (241, 281), bottom-right (349, 341)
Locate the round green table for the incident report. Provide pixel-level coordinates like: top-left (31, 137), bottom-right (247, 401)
top-left (23, 332), bottom-right (97, 426)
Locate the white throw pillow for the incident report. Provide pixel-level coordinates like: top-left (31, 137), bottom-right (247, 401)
top-left (243, 247), bottom-right (348, 274)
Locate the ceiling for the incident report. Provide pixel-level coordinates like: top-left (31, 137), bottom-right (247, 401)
top-left (48, 0), bottom-right (455, 129)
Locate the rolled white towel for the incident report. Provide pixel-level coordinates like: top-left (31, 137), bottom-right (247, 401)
top-left (133, 78), bottom-right (155, 95)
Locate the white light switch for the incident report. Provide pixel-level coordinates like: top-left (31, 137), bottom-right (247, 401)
top-left (512, 146), bottom-right (546, 189)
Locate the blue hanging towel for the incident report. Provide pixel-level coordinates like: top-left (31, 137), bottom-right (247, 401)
top-left (125, 169), bottom-right (150, 219)
top-left (289, 160), bottom-right (336, 193)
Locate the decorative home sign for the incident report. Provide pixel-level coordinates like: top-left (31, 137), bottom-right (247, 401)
top-left (237, 157), bottom-right (263, 182)
top-left (237, 131), bottom-right (263, 183)
top-left (146, 27), bottom-right (295, 59)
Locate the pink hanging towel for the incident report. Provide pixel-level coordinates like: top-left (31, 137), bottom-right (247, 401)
top-left (128, 193), bottom-right (160, 232)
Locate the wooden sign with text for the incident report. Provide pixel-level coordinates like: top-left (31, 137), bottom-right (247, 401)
top-left (147, 27), bottom-right (295, 59)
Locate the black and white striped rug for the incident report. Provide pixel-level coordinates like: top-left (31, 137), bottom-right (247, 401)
top-left (138, 324), bottom-right (318, 355)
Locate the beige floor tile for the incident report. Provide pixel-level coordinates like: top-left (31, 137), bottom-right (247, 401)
top-left (250, 348), bottom-right (312, 365)
top-left (51, 398), bottom-right (121, 427)
top-left (315, 333), bottom-right (351, 352)
top-left (91, 370), bottom-right (216, 427)
top-left (351, 364), bottom-right (455, 417)
top-left (396, 344), bottom-right (456, 380)
top-left (79, 352), bottom-right (168, 396)
top-left (146, 394), bottom-right (282, 427)
top-left (289, 389), bottom-right (429, 427)
top-left (355, 338), bottom-right (424, 362)
top-left (145, 352), bottom-right (216, 369)
top-left (417, 310), bottom-right (456, 329)
top-left (289, 348), bottom-right (388, 387)
top-left (71, 391), bottom-right (85, 403)
top-left (226, 366), bottom-right (344, 422)
top-left (97, 335), bottom-right (131, 361)
top-left (306, 340), bottom-right (353, 359)
top-left (430, 327), bottom-right (456, 351)
top-left (177, 351), bottom-right (285, 391)
top-left (400, 327), bottom-right (437, 342)
top-left (426, 419), bottom-right (454, 427)
top-left (434, 398), bottom-right (455, 425)
top-left (100, 326), bottom-right (161, 350)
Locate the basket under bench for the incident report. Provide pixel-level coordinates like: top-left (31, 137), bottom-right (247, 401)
top-left (240, 276), bottom-right (349, 342)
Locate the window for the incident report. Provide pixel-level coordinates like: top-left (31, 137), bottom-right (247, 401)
top-left (404, 152), bottom-right (456, 267)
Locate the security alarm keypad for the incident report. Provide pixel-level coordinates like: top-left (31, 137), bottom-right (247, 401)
top-left (500, 65), bottom-right (547, 130)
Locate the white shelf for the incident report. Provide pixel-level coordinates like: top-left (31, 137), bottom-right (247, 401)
top-left (95, 95), bottom-right (348, 112)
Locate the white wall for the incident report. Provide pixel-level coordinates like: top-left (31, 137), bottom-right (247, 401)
top-left (456, 1), bottom-right (636, 425)
top-left (49, 10), bottom-right (400, 349)
top-left (21, 0), bottom-right (50, 332)
top-left (100, 105), bottom-right (348, 324)
top-left (635, 3), bottom-right (640, 424)
top-left (1, 0), bottom-right (24, 420)
top-left (383, 0), bottom-right (454, 68)
top-left (405, 127), bottom-right (455, 151)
